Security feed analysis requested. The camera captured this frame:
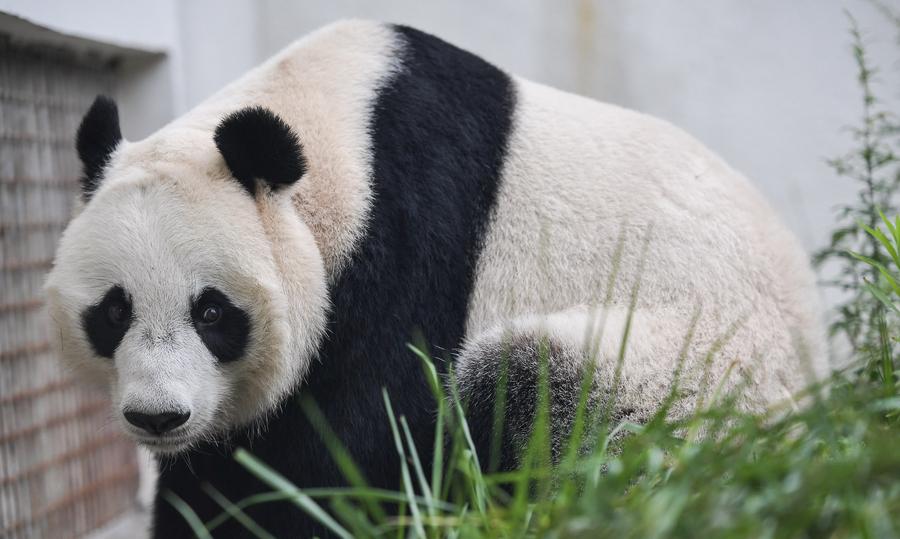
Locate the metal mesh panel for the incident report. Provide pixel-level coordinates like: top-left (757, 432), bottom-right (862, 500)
top-left (0, 42), bottom-right (139, 538)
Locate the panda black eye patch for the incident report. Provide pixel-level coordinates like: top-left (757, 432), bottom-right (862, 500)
top-left (82, 285), bottom-right (133, 358)
top-left (190, 288), bottom-right (250, 363)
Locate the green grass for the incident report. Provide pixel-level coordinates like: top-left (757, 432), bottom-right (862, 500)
top-left (178, 334), bottom-right (900, 539)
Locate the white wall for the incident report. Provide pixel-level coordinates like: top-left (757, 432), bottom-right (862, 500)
top-left (2, 0), bottom-right (898, 253)
top-left (575, 1), bottom-right (900, 252)
top-left (176, 0), bottom-right (261, 110)
top-left (245, 0), bottom-right (900, 252)
top-left (0, 0), bottom-right (185, 139)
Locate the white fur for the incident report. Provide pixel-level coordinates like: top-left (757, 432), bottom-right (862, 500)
top-left (463, 78), bottom-right (827, 413)
top-left (45, 21), bottom-right (399, 453)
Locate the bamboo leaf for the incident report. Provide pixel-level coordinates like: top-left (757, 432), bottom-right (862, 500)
top-left (859, 218), bottom-right (900, 266)
top-left (863, 282), bottom-right (900, 315)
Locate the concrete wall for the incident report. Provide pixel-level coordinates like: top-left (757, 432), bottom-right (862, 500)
top-left (2, 0), bottom-right (898, 252)
top-left (250, 0), bottom-right (900, 251)
top-left (0, 0), bottom-right (185, 139)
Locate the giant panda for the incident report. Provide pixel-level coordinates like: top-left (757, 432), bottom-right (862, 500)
top-left (45, 20), bottom-right (826, 537)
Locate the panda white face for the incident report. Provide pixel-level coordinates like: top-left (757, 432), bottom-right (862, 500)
top-left (45, 100), bottom-right (329, 454)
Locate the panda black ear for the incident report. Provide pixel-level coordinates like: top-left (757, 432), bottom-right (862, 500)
top-left (214, 106), bottom-right (307, 196)
top-left (76, 95), bottom-right (122, 200)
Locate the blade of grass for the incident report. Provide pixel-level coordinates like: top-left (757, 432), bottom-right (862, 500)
top-left (204, 485), bottom-right (459, 532)
top-left (488, 338), bottom-right (511, 473)
top-left (399, 415), bottom-right (439, 530)
top-left (560, 226), bottom-right (630, 485)
top-left (382, 389), bottom-right (427, 538)
top-left (395, 498), bottom-right (408, 539)
top-left (864, 282), bottom-right (900, 314)
top-left (559, 352), bottom-right (598, 471)
top-left (585, 224), bottom-right (629, 366)
top-left (407, 342), bottom-right (447, 499)
top-left (234, 448), bottom-right (353, 539)
top-left (201, 482), bottom-right (276, 539)
top-left (860, 219), bottom-right (900, 266)
top-left (508, 337), bottom-right (555, 534)
top-left (445, 367), bottom-right (488, 514)
top-left (328, 496), bottom-right (380, 538)
top-left (693, 314), bottom-right (745, 415)
top-left (652, 302), bottom-right (703, 424)
top-left (162, 489), bottom-right (212, 539)
top-left (849, 251), bottom-right (900, 296)
top-left (877, 210), bottom-right (900, 267)
top-left (299, 395), bottom-right (386, 521)
top-left (599, 228), bottom-right (652, 431)
top-left (877, 310), bottom-right (896, 392)
top-left (893, 215), bottom-right (900, 250)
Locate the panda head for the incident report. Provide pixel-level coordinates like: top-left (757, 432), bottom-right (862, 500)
top-left (45, 96), bottom-right (329, 454)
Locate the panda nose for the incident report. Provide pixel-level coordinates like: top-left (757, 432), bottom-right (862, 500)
top-left (124, 410), bottom-right (190, 434)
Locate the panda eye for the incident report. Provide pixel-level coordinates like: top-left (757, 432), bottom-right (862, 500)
top-left (83, 286), bottom-right (132, 358)
top-left (190, 288), bottom-right (250, 362)
top-left (106, 299), bottom-right (130, 326)
top-left (199, 304), bottom-right (222, 325)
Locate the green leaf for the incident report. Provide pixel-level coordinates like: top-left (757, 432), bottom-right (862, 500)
top-left (848, 250), bottom-right (879, 267)
top-left (848, 251), bottom-right (900, 296)
top-left (876, 266), bottom-right (900, 297)
top-left (878, 209), bottom-right (896, 239)
top-left (877, 312), bottom-right (896, 393)
top-left (869, 398), bottom-right (900, 411)
top-left (859, 218), bottom-right (900, 267)
top-left (893, 215), bottom-right (900, 248)
top-left (863, 282), bottom-right (900, 315)
top-left (299, 396), bottom-right (386, 522)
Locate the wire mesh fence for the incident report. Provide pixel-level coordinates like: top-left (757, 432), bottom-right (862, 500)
top-left (0, 41), bottom-right (139, 538)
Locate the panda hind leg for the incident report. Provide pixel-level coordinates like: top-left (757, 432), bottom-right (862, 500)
top-left (452, 306), bottom-right (699, 471)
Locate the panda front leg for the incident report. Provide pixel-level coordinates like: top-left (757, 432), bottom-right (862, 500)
top-left (453, 305), bottom-right (715, 471)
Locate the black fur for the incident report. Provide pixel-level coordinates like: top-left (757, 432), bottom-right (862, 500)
top-left (82, 286), bottom-right (132, 358)
top-left (76, 95), bottom-right (122, 200)
top-left (214, 106), bottom-right (307, 195)
top-left (152, 25), bottom-right (515, 538)
top-left (455, 335), bottom-right (604, 472)
top-left (190, 288), bottom-right (251, 363)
